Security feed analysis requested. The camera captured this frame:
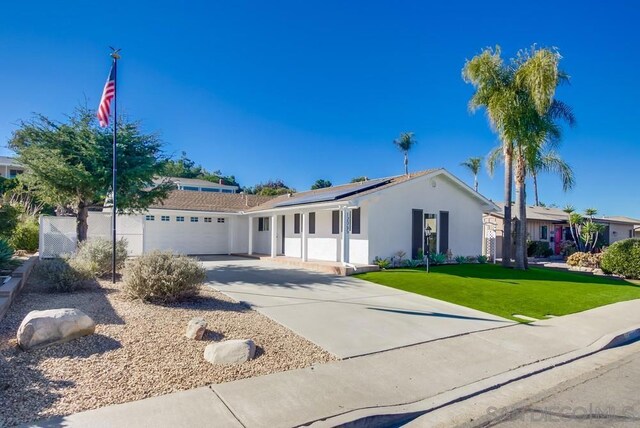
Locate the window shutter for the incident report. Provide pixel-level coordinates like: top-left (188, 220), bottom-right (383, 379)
top-left (332, 210), bottom-right (340, 234)
top-left (309, 212), bottom-right (316, 234)
top-left (351, 208), bottom-right (361, 234)
top-left (439, 211), bottom-right (449, 254)
top-left (294, 213), bottom-right (301, 234)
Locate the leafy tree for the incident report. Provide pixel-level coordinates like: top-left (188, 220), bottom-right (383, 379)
top-left (460, 157), bottom-right (482, 191)
top-left (163, 152), bottom-right (240, 188)
top-left (350, 176), bottom-right (369, 183)
top-left (246, 179), bottom-right (295, 196)
top-left (311, 179), bottom-right (332, 190)
top-left (392, 132), bottom-right (417, 175)
top-left (9, 106), bottom-right (172, 242)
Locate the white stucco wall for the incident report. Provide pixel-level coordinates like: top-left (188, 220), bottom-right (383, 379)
top-left (366, 174), bottom-right (487, 262)
top-left (252, 216), bottom-right (271, 255)
top-left (609, 223), bottom-right (634, 243)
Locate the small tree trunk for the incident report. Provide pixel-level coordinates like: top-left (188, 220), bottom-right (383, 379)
top-left (502, 146), bottom-right (513, 268)
top-left (404, 152), bottom-right (409, 175)
top-left (514, 154), bottom-right (527, 270)
top-left (77, 200), bottom-right (89, 243)
top-left (533, 172), bottom-right (540, 206)
top-left (474, 175), bottom-right (478, 192)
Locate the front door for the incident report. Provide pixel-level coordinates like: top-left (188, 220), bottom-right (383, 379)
top-left (554, 226), bottom-right (563, 255)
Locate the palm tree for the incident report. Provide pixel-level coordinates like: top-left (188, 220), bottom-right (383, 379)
top-left (393, 132), bottom-right (417, 175)
top-left (463, 47), bottom-right (516, 267)
top-left (530, 149), bottom-right (574, 206)
top-left (464, 45), bottom-right (572, 269)
top-left (461, 157), bottom-right (482, 191)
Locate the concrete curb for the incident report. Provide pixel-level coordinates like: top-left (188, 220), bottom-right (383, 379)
top-left (305, 325), bottom-right (640, 427)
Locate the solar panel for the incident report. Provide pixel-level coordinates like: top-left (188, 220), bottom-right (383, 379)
top-left (274, 178), bottom-right (392, 208)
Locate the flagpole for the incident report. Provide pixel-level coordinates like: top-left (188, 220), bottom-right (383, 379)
top-left (110, 48), bottom-right (120, 284)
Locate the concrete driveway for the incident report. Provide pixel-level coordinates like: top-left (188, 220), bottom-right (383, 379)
top-left (202, 256), bottom-right (512, 358)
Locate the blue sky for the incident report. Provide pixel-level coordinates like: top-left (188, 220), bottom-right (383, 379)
top-left (1, 1), bottom-right (638, 217)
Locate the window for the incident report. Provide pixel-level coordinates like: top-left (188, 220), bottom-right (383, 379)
top-left (9, 169), bottom-right (21, 178)
top-left (332, 210), bottom-right (340, 234)
top-left (217, 218), bottom-right (225, 223)
top-left (294, 213), bottom-right (301, 234)
top-left (145, 215), bottom-right (155, 221)
top-left (309, 212), bottom-right (316, 234)
top-left (161, 215), bottom-right (170, 222)
top-left (204, 217), bottom-right (212, 223)
top-left (201, 188), bottom-right (220, 192)
top-left (176, 216), bottom-right (185, 222)
top-left (351, 208), bottom-right (361, 234)
top-left (182, 186), bottom-right (199, 191)
top-left (221, 189), bottom-right (233, 193)
top-left (258, 217), bottom-right (270, 232)
top-left (190, 217), bottom-right (199, 223)
top-left (540, 225), bottom-right (548, 240)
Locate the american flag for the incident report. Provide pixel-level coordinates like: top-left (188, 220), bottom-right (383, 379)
top-left (97, 64), bottom-right (116, 127)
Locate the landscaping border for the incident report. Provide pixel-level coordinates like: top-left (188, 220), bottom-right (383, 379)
top-left (0, 255), bottom-right (38, 320)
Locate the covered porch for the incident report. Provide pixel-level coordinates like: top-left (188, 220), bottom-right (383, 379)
top-left (238, 253), bottom-right (379, 276)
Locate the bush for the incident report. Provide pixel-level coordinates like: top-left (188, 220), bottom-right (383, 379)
top-left (75, 238), bottom-right (128, 277)
top-left (403, 259), bottom-right (423, 268)
top-left (0, 205), bottom-right (19, 239)
top-left (429, 253), bottom-right (447, 265)
top-left (124, 251), bottom-right (206, 303)
top-left (34, 258), bottom-right (93, 292)
top-left (566, 252), bottom-right (603, 269)
top-left (466, 256), bottom-right (477, 263)
top-left (373, 256), bottom-right (391, 269)
top-left (0, 238), bottom-right (14, 269)
top-left (601, 239), bottom-right (640, 279)
top-left (527, 240), bottom-right (553, 258)
top-left (9, 222), bottom-right (39, 253)
top-left (454, 255), bottom-right (466, 264)
top-left (477, 255), bottom-right (488, 264)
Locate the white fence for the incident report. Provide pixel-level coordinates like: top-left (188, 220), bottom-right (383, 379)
top-left (39, 212), bottom-right (144, 258)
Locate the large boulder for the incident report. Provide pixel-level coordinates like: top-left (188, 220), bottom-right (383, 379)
top-left (204, 339), bottom-right (256, 365)
top-left (185, 317), bottom-right (207, 340)
top-left (17, 308), bottom-right (96, 350)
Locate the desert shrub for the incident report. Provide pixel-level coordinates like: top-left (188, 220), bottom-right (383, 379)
top-left (527, 240), bottom-right (553, 258)
top-left (566, 252), bottom-right (603, 269)
top-left (74, 238), bottom-right (128, 277)
top-left (560, 240), bottom-right (577, 257)
top-left (34, 258), bottom-right (93, 292)
top-left (391, 250), bottom-right (406, 267)
top-left (429, 253), bottom-right (447, 264)
top-left (466, 256), bottom-right (477, 263)
top-left (0, 238), bottom-right (14, 269)
top-left (373, 256), bottom-right (391, 270)
top-left (477, 255), bottom-right (488, 264)
top-left (124, 251), bottom-right (206, 303)
top-left (9, 222), bottom-right (39, 253)
top-left (454, 255), bottom-right (466, 264)
top-left (601, 239), bottom-right (640, 279)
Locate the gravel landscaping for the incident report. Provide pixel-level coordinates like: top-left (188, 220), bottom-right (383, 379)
top-left (0, 273), bottom-right (335, 426)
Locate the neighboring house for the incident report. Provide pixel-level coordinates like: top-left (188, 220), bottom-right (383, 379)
top-left (635, 226), bottom-right (640, 238)
top-left (0, 156), bottom-right (24, 179)
top-left (154, 176), bottom-right (239, 193)
top-left (43, 168), bottom-right (497, 264)
top-left (484, 205), bottom-right (639, 258)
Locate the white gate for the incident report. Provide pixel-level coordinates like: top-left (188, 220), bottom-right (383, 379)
top-left (39, 212), bottom-right (145, 258)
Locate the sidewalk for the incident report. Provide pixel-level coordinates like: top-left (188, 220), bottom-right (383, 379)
top-left (25, 299), bottom-right (640, 428)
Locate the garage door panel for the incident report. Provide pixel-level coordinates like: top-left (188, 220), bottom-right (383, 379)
top-left (144, 216), bottom-right (229, 255)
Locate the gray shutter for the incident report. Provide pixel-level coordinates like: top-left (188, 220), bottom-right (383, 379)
top-left (309, 212), bottom-right (316, 234)
top-left (294, 213), bottom-right (301, 234)
top-left (412, 209), bottom-right (423, 259)
top-left (439, 211), bottom-right (449, 254)
top-left (352, 208), bottom-right (361, 234)
top-left (332, 210), bottom-right (340, 234)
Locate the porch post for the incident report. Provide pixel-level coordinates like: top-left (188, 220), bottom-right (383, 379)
top-left (301, 212), bottom-right (308, 262)
top-left (270, 215), bottom-right (277, 257)
top-left (340, 207), bottom-right (350, 264)
top-left (248, 217), bottom-right (253, 255)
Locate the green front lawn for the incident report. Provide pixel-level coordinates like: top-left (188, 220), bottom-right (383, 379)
top-left (356, 264), bottom-right (640, 322)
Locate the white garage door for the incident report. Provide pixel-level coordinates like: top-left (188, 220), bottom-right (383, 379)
top-left (144, 214), bottom-right (229, 255)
